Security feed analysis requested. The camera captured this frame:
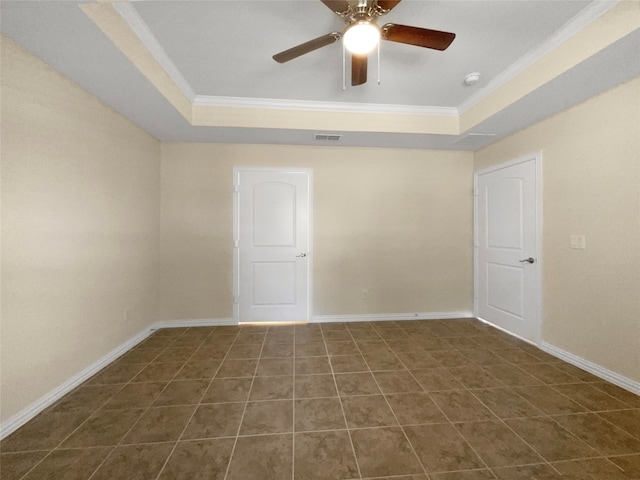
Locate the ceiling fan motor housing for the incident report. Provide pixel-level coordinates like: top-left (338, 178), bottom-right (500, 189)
top-left (272, 0), bottom-right (456, 86)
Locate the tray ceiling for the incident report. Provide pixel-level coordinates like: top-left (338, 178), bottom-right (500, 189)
top-left (2, 1), bottom-right (638, 150)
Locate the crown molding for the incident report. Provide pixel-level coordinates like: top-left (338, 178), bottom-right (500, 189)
top-left (111, 0), bottom-right (618, 121)
top-left (113, 2), bottom-right (197, 102)
top-left (457, 0), bottom-right (621, 114)
top-left (113, 2), bottom-right (458, 117)
top-left (194, 95), bottom-right (459, 116)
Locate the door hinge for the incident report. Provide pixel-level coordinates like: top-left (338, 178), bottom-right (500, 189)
top-left (233, 185), bottom-right (239, 193)
top-left (233, 295), bottom-right (239, 305)
top-left (234, 240), bottom-right (239, 248)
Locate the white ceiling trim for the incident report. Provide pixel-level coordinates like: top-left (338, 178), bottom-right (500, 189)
top-left (113, 1), bottom-right (196, 102)
top-left (114, 1), bottom-right (457, 117)
top-left (457, 0), bottom-right (620, 114)
top-left (98, 0), bottom-right (620, 123)
top-left (193, 95), bottom-right (459, 116)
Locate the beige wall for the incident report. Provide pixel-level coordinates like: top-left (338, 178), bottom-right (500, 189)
top-left (160, 144), bottom-right (474, 321)
top-left (1, 37), bottom-right (161, 422)
top-left (4, 25), bottom-right (636, 430)
top-left (475, 77), bottom-right (640, 382)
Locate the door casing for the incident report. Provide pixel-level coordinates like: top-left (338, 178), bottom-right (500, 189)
top-left (473, 153), bottom-right (543, 345)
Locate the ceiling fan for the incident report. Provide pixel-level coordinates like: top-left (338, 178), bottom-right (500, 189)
top-left (272, 0), bottom-right (456, 86)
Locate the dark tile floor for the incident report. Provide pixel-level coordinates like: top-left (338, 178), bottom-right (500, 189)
top-left (2, 319), bottom-right (640, 479)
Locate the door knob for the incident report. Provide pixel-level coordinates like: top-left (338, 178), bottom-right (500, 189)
top-left (296, 253), bottom-right (307, 258)
top-left (519, 257), bottom-right (535, 264)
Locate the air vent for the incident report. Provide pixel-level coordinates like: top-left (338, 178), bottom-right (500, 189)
top-left (314, 133), bottom-right (342, 141)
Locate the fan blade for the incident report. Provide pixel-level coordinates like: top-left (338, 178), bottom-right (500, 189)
top-left (320, 0), bottom-right (350, 14)
top-left (381, 23), bottom-right (455, 51)
top-left (351, 54), bottom-right (368, 86)
top-left (273, 32), bottom-right (341, 63)
top-left (376, 0), bottom-right (402, 13)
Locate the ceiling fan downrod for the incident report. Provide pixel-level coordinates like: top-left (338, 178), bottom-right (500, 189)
top-left (272, 0), bottom-right (456, 87)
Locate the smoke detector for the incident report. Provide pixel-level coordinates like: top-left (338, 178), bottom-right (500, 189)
top-left (464, 72), bottom-right (481, 85)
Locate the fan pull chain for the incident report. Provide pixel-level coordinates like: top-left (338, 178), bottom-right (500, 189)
top-left (342, 44), bottom-right (347, 91)
top-left (377, 41), bottom-right (381, 85)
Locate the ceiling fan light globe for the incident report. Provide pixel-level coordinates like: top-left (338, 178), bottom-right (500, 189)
top-left (343, 22), bottom-right (380, 55)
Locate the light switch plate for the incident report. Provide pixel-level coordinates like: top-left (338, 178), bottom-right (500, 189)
top-left (570, 235), bottom-right (586, 249)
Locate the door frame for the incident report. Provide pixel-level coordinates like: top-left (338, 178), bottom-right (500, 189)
top-left (473, 153), bottom-right (543, 345)
top-left (232, 166), bottom-right (313, 325)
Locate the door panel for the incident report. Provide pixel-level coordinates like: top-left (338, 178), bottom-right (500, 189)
top-left (477, 158), bottom-right (539, 342)
top-left (487, 263), bottom-right (524, 317)
top-left (253, 182), bottom-right (296, 246)
top-left (487, 178), bottom-right (523, 249)
top-left (235, 169), bottom-right (311, 323)
top-left (252, 262), bottom-right (297, 305)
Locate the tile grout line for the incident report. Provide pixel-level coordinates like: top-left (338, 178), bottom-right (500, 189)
top-left (140, 329), bottom-right (222, 477)
top-left (320, 324), bottom-right (364, 480)
top-left (394, 323), bottom-right (562, 476)
top-left (382, 321), bottom-right (576, 476)
top-left (387, 323), bottom-right (504, 469)
top-left (425, 325), bottom-right (567, 477)
top-left (448, 327), bottom-right (567, 477)
top-left (152, 327), bottom-right (239, 480)
top-left (462, 384), bottom-right (563, 476)
top-left (493, 376), bottom-right (632, 472)
top-left (349, 326), bottom-right (435, 479)
top-left (453, 334), bottom-right (634, 475)
top-left (7, 321), bottom-right (640, 479)
top-left (463, 370), bottom-right (636, 475)
top-left (291, 326), bottom-right (296, 480)
top-left (432, 343), bottom-right (566, 477)
top-left (547, 381), bottom-right (634, 411)
top-left (358, 324), bottom-right (494, 478)
top-left (594, 411), bottom-right (640, 443)
top-left (18, 328), bottom-right (195, 480)
top-left (36, 332), bottom-right (179, 478)
top-left (221, 327), bottom-right (268, 480)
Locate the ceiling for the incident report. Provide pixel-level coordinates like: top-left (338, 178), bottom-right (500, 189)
top-left (1, 0), bottom-right (638, 150)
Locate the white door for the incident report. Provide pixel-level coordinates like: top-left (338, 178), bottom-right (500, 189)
top-left (475, 156), bottom-right (540, 342)
top-left (234, 168), bottom-right (311, 323)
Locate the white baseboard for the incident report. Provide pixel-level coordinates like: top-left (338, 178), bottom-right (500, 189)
top-left (0, 326), bottom-right (154, 440)
top-left (476, 318), bottom-right (640, 396)
top-left (0, 313), bottom-right (469, 438)
top-left (475, 316), bottom-right (538, 347)
top-left (540, 341), bottom-right (640, 396)
top-left (153, 318), bottom-right (236, 329)
top-left (0, 318), bottom-right (241, 439)
top-left (156, 314), bottom-right (476, 327)
top-left (311, 311), bottom-right (474, 323)
top-left (0, 317), bottom-right (241, 440)
top-left (11, 313), bottom-right (635, 442)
